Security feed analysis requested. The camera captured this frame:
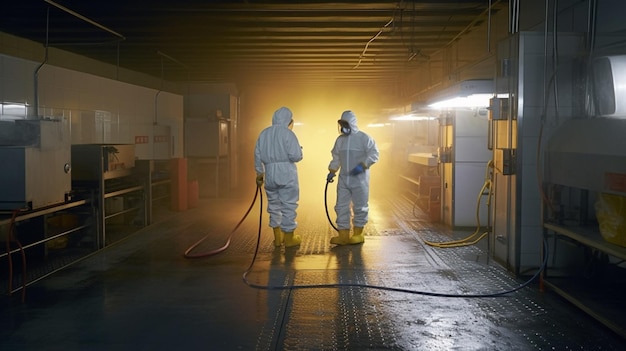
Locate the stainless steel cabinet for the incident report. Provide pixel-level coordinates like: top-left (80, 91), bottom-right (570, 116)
top-left (71, 144), bottom-right (146, 247)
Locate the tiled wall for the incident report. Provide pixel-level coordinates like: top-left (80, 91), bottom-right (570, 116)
top-left (0, 52), bottom-right (184, 158)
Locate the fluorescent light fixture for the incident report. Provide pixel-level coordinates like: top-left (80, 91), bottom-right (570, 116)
top-left (0, 102), bottom-right (28, 119)
top-left (427, 80), bottom-right (493, 109)
top-left (389, 114), bottom-right (437, 121)
top-left (428, 93), bottom-right (493, 108)
top-left (366, 122), bottom-right (390, 128)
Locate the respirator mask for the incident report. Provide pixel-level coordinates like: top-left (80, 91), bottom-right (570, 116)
top-left (338, 120), bottom-right (351, 135)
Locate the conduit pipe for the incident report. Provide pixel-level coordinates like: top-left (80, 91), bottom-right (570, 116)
top-left (34, 1), bottom-right (126, 114)
top-left (43, 0), bottom-right (125, 40)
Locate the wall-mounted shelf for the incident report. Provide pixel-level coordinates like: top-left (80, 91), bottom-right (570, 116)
top-left (544, 222), bottom-right (626, 260)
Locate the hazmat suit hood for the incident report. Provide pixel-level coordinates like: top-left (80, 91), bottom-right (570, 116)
top-left (272, 106), bottom-right (293, 127)
top-left (339, 110), bottom-right (360, 133)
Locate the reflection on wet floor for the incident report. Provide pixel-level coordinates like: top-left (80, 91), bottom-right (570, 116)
top-left (1, 188), bottom-right (625, 350)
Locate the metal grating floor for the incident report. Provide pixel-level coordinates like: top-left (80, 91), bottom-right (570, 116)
top-left (1, 187), bottom-right (625, 350)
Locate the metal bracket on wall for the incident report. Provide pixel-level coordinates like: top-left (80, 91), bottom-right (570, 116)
top-left (489, 97), bottom-right (509, 120)
top-left (495, 148), bottom-right (516, 175)
top-left (439, 112), bottom-right (454, 126)
top-left (438, 146), bottom-right (453, 163)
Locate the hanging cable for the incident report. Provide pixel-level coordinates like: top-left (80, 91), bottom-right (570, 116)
top-left (34, 7), bottom-right (51, 117)
top-left (353, 17), bottom-right (394, 69)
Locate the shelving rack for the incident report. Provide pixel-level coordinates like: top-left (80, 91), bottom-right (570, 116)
top-left (0, 197), bottom-right (96, 295)
top-left (71, 144), bottom-right (146, 247)
top-left (136, 159), bottom-right (171, 224)
top-left (1, 144), bottom-right (156, 297)
top-left (399, 153), bottom-right (440, 221)
top-left (541, 118), bottom-right (626, 339)
top-left (542, 212), bottom-right (626, 338)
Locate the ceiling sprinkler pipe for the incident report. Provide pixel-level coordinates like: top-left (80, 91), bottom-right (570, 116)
top-left (43, 0), bottom-right (125, 40)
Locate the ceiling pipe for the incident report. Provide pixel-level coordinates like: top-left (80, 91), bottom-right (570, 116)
top-left (155, 51), bottom-right (189, 125)
top-left (509, 0), bottom-right (520, 34)
top-left (488, 0), bottom-right (492, 52)
top-left (43, 0), bottom-right (125, 40)
top-left (33, 7), bottom-right (50, 118)
top-left (35, 1), bottom-right (127, 116)
top-left (353, 1), bottom-right (402, 69)
top-left (353, 18), bottom-right (394, 69)
top-left (439, 0), bottom-right (503, 54)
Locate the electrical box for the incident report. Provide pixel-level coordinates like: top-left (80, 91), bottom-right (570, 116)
top-left (0, 119), bottom-right (71, 210)
top-left (494, 148), bottom-right (516, 175)
top-left (134, 124), bottom-right (172, 160)
top-left (184, 119), bottom-right (229, 157)
top-left (488, 97), bottom-right (509, 121)
top-left (71, 144), bottom-right (136, 181)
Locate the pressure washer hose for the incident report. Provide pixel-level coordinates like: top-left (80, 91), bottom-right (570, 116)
top-left (423, 178), bottom-right (492, 248)
top-left (185, 180), bottom-right (546, 298)
top-left (242, 176), bottom-right (546, 298)
top-left (324, 178), bottom-right (338, 232)
top-left (183, 185), bottom-right (261, 258)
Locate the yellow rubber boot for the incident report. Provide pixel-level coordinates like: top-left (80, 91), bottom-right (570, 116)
top-left (349, 227), bottom-right (365, 244)
top-left (330, 229), bottom-right (350, 245)
top-left (283, 231), bottom-right (301, 247)
top-left (272, 227), bottom-right (283, 247)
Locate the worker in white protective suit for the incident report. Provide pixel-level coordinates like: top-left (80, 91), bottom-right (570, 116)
top-left (327, 110), bottom-right (379, 245)
top-left (254, 107), bottom-right (304, 248)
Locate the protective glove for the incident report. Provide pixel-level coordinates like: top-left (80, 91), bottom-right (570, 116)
top-left (349, 163), bottom-right (366, 176)
top-left (256, 174), bottom-right (264, 187)
top-left (326, 171), bottom-right (336, 183)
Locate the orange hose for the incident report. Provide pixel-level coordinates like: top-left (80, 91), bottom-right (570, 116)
top-left (184, 186), bottom-right (261, 258)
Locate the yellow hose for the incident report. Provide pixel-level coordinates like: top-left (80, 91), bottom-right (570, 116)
top-left (424, 160), bottom-right (493, 248)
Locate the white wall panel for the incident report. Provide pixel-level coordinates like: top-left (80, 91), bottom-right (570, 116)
top-left (0, 54), bottom-right (184, 158)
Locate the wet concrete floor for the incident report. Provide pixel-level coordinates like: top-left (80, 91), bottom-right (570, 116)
top-left (1, 184), bottom-right (625, 350)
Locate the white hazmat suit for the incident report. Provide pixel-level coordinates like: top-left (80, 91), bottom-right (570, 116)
top-left (328, 110), bottom-right (379, 245)
top-left (254, 107), bottom-right (303, 247)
